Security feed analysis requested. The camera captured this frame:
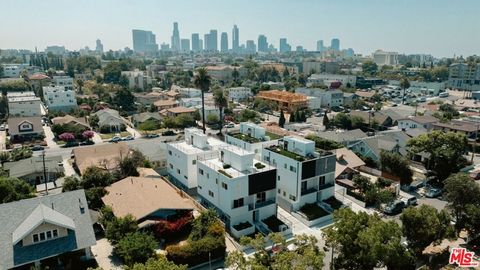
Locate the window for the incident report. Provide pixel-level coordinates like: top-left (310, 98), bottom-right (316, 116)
top-left (192, 160), bottom-right (196, 165)
top-left (222, 182), bottom-right (228, 190)
top-left (290, 166), bottom-right (296, 173)
top-left (168, 150), bottom-right (172, 155)
top-left (289, 194), bottom-right (296, 201)
top-left (215, 178), bottom-right (218, 184)
top-left (283, 191), bottom-right (286, 196)
top-left (207, 173), bottom-right (209, 179)
top-left (46, 231), bottom-right (52, 239)
top-left (264, 156), bottom-right (270, 162)
top-left (277, 175), bottom-right (281, 181)
top-left (233, 198), bottom-right (244, 208)
top-left (208, 190), bottom-right (214, 197)
top-left (199, 168), bottom-right (204, 175)
top-left (177, 169), bottom-right (180, 174)
top-left (169, 163), bottom-right (173, 169)
top-left (301, 181), bottom-right (307, 191)
top-left (39, 232), bottom-right (46, 241)
top-left (256, 192), bottom-right (266, 203)
top-left (33, 234), bottom-right (39, 243)
top-left (53, 229), bottom-right (58, 237)
top-left (319, 176), bottom-right (326, 186)
top-left (198, 185), bottom-right (202, 190)
top-left (278, 189), bottom-right (281, 194)
top-left (284, 163), bottom-right (287, 169)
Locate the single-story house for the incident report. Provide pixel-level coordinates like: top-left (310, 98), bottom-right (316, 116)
top-left (71, 142), bottom-right (130, 175)
top-left (102, 176), bottom-right (196, 227)
top-left (51, 115), bottom-right (91, 130)
top-left (316, 129), bottom-right (368, 147)
top-left (93, 108), bottom-right (130, 133)
top-left (348, 133), bottom-right (406, 162)
top-left (7, 116), bottom-right (44, 142)
top-left (355, 90), bottom-right (376, 100)
top-left (349, 110), bottom-right (393, 128)
top-left (432, 120), bottom-right (480, 139)
top-left (160, 106), bottom-right (196, 118)
top-left (129, 141), bottom-right (168, 170)
top-left (131, 112), bottom-right (162, 126)
top-left (397, 115), bottom-right (438, 132)
top-left (0, 190), bottom-right (96, 269)
top-left (4, 155), bottom-right (64, 186)
top-left (154, 99), bottom-right (178, 111)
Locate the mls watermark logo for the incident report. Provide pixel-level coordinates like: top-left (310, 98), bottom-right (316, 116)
top-left (449, 248), bottom-right (479, 267)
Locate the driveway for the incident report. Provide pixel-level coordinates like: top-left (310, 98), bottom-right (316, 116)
top-left (126, 126), bottom-right (142, 139)
top-left (92, 132), bottom-right (104, 144)
top-left (91, 238), bottom-right (123, 270)
top-left (0, 130), bottom-right (6, 151)
top-left (43, 125), bottom-right (59, 149)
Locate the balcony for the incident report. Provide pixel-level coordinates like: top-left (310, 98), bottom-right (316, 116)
top-left (301, 187), bottom-right (318, 196)
top-left (318, 182), bottom-right (335, 190)
top-left (248, 199), bottom-right (275, 210)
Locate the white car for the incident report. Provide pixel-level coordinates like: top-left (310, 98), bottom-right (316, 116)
top-left (225, 123), bottom-right (235, 128)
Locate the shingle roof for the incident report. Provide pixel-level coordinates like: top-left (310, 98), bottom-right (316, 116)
top-left (7, 117), bottom-right (43, 137)
top-left (0, 190), bottom-right (96, 269)
top-left (335, 148), bottom-right (365, 178)
top-left (51, 115), bottom-right (90, 128)
top-left (316, 129), bottom-right (367, 143)
top-left (4, 155), bottom-right (64, 179)
top-left (102, 177), bottom-right (195, 221)
top-left (72, 142), bottom-right (130, 174)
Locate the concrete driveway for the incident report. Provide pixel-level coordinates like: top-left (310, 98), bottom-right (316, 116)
top-left (43, 125), bottom-right (59, 149)
top-left (91, 238), bottom-right (123, 270)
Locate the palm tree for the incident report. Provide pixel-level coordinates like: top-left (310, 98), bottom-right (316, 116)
top-left (194, 67), bottom-right (211, 134)
top-left (213, 89), bottom-right (228, 135)
top-left (400, 77), bottom-right (410, 105)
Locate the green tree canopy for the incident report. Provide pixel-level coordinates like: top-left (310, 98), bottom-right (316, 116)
top-left (114, 232), bottom-right (157, 266)
top-left (0, 177), bottom-right (35, 204)
top-left (380, 150), bottom-right (413, 185)
top-left (334, 113), bottom-right (352, 130)
top-left (126, 257), bottom-right (187, 270)
top-left (105, 214), bottom-right (138, 244)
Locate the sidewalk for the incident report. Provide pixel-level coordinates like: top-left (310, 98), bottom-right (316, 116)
top-left (92, 132), bottom-right (104, 144)
top-left (126, 126), bottom-right (142, 138)
top-left (0, 131), bottom-right (6, 151)
top-left (43, 125), bottom-right (59, 149)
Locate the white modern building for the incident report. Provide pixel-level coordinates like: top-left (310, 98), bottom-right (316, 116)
top-left (226, 122), bottom-right (278, 156)
top-left (226, 87), bottom-right (252, 102)
top-left (1, 64), bottom-right (41, 78)
top-left (166, 128), bottom-right (227, 190)
top-left (448, 63), bottom-right (480, 92)
top-left (121, 70), bottom-right (152, 91)
top-left (178, 87), bottom-right (202, 98)
top-left (195, 105), bottom-right (221, 120)
top-left (295, 88), bottom-right (344, 108)
top-left (7, 91), bottom-right (42, 117)
top-left (197, 145), bottom-right (289, 237)
top-left (52, 76), bottom-right (74, 91)
top-left (307, 74), bottom-right (357, 87)
top-left (43, 86), bottom-right (78, 112)
top-left (262, 136), bottom-right (337, 212)
top-left (372, 50), bottom-right (399, 66)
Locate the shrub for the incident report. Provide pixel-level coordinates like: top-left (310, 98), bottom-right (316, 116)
top-left (154, 212), bottom-right (193, 241)
top-left (222, 164), bottom-right (231, 169)
top-left (115, 232), bottom-right (158, 266)
top-left (254, 162), bottom-right (265, 169)
top-left (166, 236), bottom-right (225, 266)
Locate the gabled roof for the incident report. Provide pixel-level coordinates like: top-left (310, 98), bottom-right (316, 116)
top-left (102, 177), bottom-right (195, 221)
top-left (316, 129), bottom-right (367, 143)
top-left (335, 148), bottom-right (365, 178)
top-left (51, 115), bottom-right (90, 128)
top-left (350, 110), bottom-right (392, 125)
top-left (4, 155), bottom-right (63, 178)
top-left (13, 204), bottom-right (75, 245)
top-left (72, 142), bottom-right (130, 174)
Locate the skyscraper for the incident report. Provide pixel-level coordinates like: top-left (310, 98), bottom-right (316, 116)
top-left (181, 39), bottom-right (190, 52)
top-left (279, 38), bottom-right (291, 53)
top-left (220, 32), bottom-right (228, 52)
top-left (204, 33), bottom-right (210, 51)
top-left (246, 40), bottom-right (256, 54)
top-left (199, 39), bottom-right (203, 51)
top-left (331, 38), bottom-right (340, 51)
top-left (171, 22), bottom-right (181, 51)
top-left (257, 35), bottom-right (268, 52)
top-left (204, 30), bottom-right (218, 51)
top-left (132, 29), bottom-right (158, 53)
top-left (191, 33), bottom-right (200, 52)
top-left (232, 25), bottom-right (239, 52)
top-left (95, 39), bottom-right (103, 53)
top-left (316, 40), bottom-right (324, 52)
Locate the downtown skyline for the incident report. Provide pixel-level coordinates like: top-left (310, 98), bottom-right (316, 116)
top-left (1, 0), bottom-right (480, 57)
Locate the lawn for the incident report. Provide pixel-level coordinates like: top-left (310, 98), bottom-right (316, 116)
top-left (100, 131), bottom-right (130, 140)
top-left (299, 203), bottom-right (330, 221)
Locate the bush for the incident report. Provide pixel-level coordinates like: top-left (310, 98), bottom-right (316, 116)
top-left (254, 162), bottom-right (265, 169)
top-left (115, 232), bottom-right (158, 266)
top-left (166, 236), bottom-right (225, 266)
top-left (154, 212), bottom-right (193, 241)
top-left (105, 214), bottom-right (138, 244)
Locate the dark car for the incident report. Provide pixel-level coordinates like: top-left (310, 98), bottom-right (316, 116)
top-left (331, 106), bottom-right (343, 112)
top-left (383, 200), bottom-right (405, 215)
top-left (79, 140), bottom-right (94, 146)
top-left (31, 145), bottom-right (45, 151)
top-left (162, 130), bottom-right (176, 136)
top-left (64, 141), bottom-right (80, 148)
top-left (145, 134), bottom-right (160, 138)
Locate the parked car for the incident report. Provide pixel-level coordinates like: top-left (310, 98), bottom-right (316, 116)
top-left (109, 136), bottom-right (122, 143)
top-left (0, 124), bottom-right (5, 131)
top-left (79, 140), bottom-right (94, 146)
top-left (426, 188), bottom-right (442, 198)
top-left (64, 141), bottom-right (80, 148)
top-left (145, 134), bottom-right (160, 138)
top-left (331, 106), bottom-right (343, 112)
top-left (439, 92), bottom-right (449, 98)
top-left (383, 200), bottom-right (405, 215)
top-left (162, 130), bottom-right (176, 136)
top-left (401, 196), bottom-right (418, 206)
top-left (31, 145), bottom-right (45, 151)
top-left (416, 97), bottom-right (427, 103)
top-left (122, 135), bottom-right (134, 141)
top-left (225, 122), bottom-right (235, 128)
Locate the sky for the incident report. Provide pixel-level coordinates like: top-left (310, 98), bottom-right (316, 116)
top-left (1, 0), bottom-right (479, 58)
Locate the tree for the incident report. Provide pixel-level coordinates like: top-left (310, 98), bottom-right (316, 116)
top-left (127, 257), bottom-right (187, 270)
top-left (0, 152), bottom-right (10, 165)
top-left (213, 89), bottom-right (228, 134)
top-left (443, 173), bottom-right (480, 230)
top-left (206, 114), bottom-right (219, 124)
top-left (62, 176), bottom-right (82, 192)
top-left (322, 113), bottom-right (329, 128)
top-left (0, 177), bottom-right (35, 204)
top-left (362, 61), bottom-right (378, 76)
top-left (380, 150), bottom-right (413, 185)
top-left (324, 208), bottom-right (414, 270)
top-left (89, 114), bottom-right (99, 129)
top-left (226, 233), bottom-right (324, 270)
top-left (194, 67), bottom-right (211, 134)
top-left (351, 115), bottom-right (364, 129)
top-left (138, 120), bottom-right (159, 134)
top-left (334, 113), bottom-right (352, 130)
top-left (278, 110), bottom-right (286, 128)
top-left (353, 174), bottom-right (371, 194)
top-left (85, 187), bottom-right (107, 209)
top-left (115, 232), bottom-right (157, 266)
top-left (400, 77), bottom-right (410, 105)
top-left (98, 205), bottom-right (116, 228)
top-left (82, 130), bottom-right (95, 140)
top-left (407, 131), bottom-right (468, 182)
top-left (75, 79), bottom-right (84, 94)
top-left (400, 205), bottom-right (454, 255)
top-left (105, 214), bottom-right (138, 244)
top-left (114, 88), bottom-right (136, 111)
top-left (103, 61), bottom-right (123, 84)
top-left (82, 166), bottom-right (114, 189)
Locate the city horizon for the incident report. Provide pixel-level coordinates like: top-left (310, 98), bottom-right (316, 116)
top-left (1, 0), bottom-right (480, 58)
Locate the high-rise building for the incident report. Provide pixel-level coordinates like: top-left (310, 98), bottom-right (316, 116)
top-left (181, 39), bottom-right (190, 52)
top-left (204, 33), bottom-right (210, 51)
top-left (191, 33), bottom-right (200, 52)
top-left (232, 25), bottom-right (239, 53)
top-left (160, 43), bottom-right (170, 51)
top-left (199, 39), bottom-right (203, 51)
top-left (331, 38), bottom-right (340, 51)
top-left (258, 35), bottom-right (268, 53)
top-left (316, 40), bottom-right (324, 52)
top-left (246, 40), bottom-right (256, 54)
top-left (372, 50), bottom-right (399, 66)
top-left (171, 22), bottom-right (181, 51)
top-left (132, 29), bottom-right (158, 53)
top-left (296, 46), bottom-right (304, 52)
top-left (204, 30), bottom-right (218, 51)
top-left (279, 38), bottom-right (291, 53)
top-left (220, 32), bottom-right (228, 53)
top-left (95, 39), bottom-right (104, 53)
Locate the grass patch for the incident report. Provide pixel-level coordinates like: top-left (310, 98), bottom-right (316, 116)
top-left (218, 169), bottom-right (233, 178)
top-left (323, 197), bottom-right (343, 210)
top-left (267, 145), bottom-right (305, 161)
top-left (99, 131), bottom-right (130, 140)
top-left (254, 162), bottom-right (266, 169)
top-left (229, 132), bottom-right (261, 143)
top-left (233, 221), bottom-right (252, 231)
top-left (265, 131), bottom-right (282, 140)
top-left (56, 140), bottom-right (66, 145)
top-left (262, 215), bottom-right (285, 232)
top-left (299, 203), bottom-right (330, 220)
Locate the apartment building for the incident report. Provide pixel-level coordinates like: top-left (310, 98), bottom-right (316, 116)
top-left (295, 88), bottom-right (344, 108)
top-left (256, 90), bottom-right (308, 112)
top-left (43, 86), bottom-right (78, 112)
top-left (226, 87), bottom-right (252, 102)
top-left (448, 63), bottom-right (480, 92)
top-left (226, 122), bottom-right (278, 156)
top-left (121, 69), bottom-right (152, 91)
top-left (262, 136), bottom-right (336, 212)
top-left (307, 74), bottom-right (357, 87)
top-left (166, 128), bottom-right (227, 190)
top-left (197, 145), bottom-right (289, 237)
top-left (52, 76), bottom-right (74, 90)
top-left (372, 50), bottom-right (399, 66)
top-left (7, 91), bottom-right (42, 117)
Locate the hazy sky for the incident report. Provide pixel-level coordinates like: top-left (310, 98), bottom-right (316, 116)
top-left (1, 0), bottom-right (479, 57)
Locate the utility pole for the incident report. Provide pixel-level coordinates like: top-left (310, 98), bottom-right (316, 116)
top-left (42, 150), bottom-right (48, 195)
